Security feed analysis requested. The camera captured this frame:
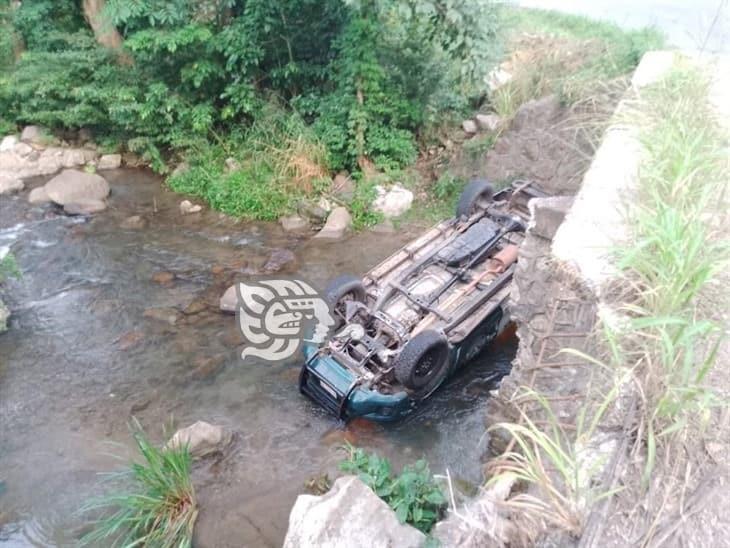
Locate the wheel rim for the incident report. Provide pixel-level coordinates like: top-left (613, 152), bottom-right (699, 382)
top-left (412, 347), bottom-right (441, 385)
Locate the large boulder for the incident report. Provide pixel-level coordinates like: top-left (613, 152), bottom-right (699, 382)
top-left (313, 207), bottom-right (351, 240)
top-left (28, 186), bottom-right (52, 204)
top-left (372, 184), bottom-right (414, 218)
top-left (166, 421), bottom-right (231, 458)
top-left (44, 169), bottom-right (110, 206)
top-left (20, 125), bottom-right (44, 143)
top-left (283, 476), bottom-right (426, 548)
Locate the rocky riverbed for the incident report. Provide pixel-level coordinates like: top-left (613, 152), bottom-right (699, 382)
top-left (0, 165), bottom-right (515, 546)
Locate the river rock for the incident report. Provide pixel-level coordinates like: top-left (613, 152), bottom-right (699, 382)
top-left (283, 476), bottom-right (426, 548)
top-left (122, 152), bottom-right (145, 168)
top-left (151, 271), bottom-right (175, 285)
top-left (476, 113), bottom-right (503, 132)
top-left (298, 200), bottom-right (328, 222)
top-left (224, 157), bottom-right (241, 173)
top-left (44, 169), bottom-right (110, 206)
top-left (61, 149), bottom-right (96, 168)
top-left (14, 142), bottom-right (34, 157)
top-left (120, 215), bottom-right (147, 229)
top-left (462, 119), bottom-right (478, 134)
top-left (166, 421), bottom-right (231, 458)
top-left (143, 307), bottom-right (180, 325)
top-left (280, 215), bottom-right (310, 233)
top-left (98, 153), bottom-right (122, 170)
top-left (0, 175), bottom-right (24, 195)
top-left (372, 184), bottom-right (413, 218)
top-left (63, 199), bottom-right (107, 215)
top-left (28, 186), bottom-right (51, 204)
top-left (263, 248), bottom-right (296, 272)
top-left (219, 285), bottom-right (238, 313)
top-left (179, 199), bottom-right (202, 215)
top-left (0, 136), bottom-right (17, 152)
top-left (313, 207), bottom-right (351, 240)
top-left (20, 125), bottom-right (44, 143)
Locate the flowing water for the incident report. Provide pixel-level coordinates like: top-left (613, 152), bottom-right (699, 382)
top-left (0, 169), bottom-right (515, 547)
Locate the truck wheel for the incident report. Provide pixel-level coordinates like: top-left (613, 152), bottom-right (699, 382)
top-left (394, 330), bottom-right (450, 399)
top-left (324, 274), bottom-right (366, 326)
top-left (456, 179), bottom-right (494, 218)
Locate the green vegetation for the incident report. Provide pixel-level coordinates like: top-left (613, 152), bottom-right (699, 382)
top-left (0, 0), bottom-right (500, 217)
top-left (486, 60), bottom-right (728, 542)
top-left (82, 425), bottom-right (198, 548)
top-left (0, 251), bottom-right (20, 283)
top-left (617, 62), bottom-right (728, 478)
top-left (341, 445), bottom-right (446, 533)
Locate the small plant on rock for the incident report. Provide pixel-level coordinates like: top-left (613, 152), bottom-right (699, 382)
top-left (81, 423), bottom-right (198, 548)
top-left (340, 445), bottom-right (447, 533)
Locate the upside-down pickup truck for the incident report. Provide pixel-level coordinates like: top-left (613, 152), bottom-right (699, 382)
top-left (299, 180), bottom-right (546, 421)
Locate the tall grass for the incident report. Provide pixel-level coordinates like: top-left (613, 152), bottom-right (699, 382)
top-left (616, 62), bottom-right (728, 478)
top-left (82, 424), bottom-right (198, 548)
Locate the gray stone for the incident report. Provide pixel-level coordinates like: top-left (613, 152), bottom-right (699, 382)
top-left (20, 125), bottom-right (44, 143)
top-left (61, 148), bottom-right (96, 168)
top-left (0, 135), bottom-right (17, 152)
top-left (44, 169), bottom-right (110, 205)
top-left (279, 215), bottom-right (310, 233)
top-left (298, 200), bottom-right (329, 221)
top-left (13, 142), bottom-right (34, 157)
top-left (63, 199), bottom-right (108, 215)
top-left (462, 119), bottom-right (478, 134)
top-left (313, 207), bottom-right (351, 240)
top-left (371, 184), bottom-right (414, 218)
top-left (28, 186), bottom-right (52, 204)
top-left (98, 153), bottom-right (122, 170)
top-left (284, 476), bottom-right (426, 548)
top-left (475, 113), bottom-right (503, 132)
top-left (219, 285), bottom-right (238, 313)
top-left (166, 421), bottom-right (231, 459)
top-left (529, 196), bottom-right (573, 241)
top-left (263, 248), bottom-right (296, 272)
top-left (0, 176), bottom-right (24, 195)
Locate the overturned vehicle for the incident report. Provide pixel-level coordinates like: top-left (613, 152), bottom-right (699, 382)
top-left (299, 180), bottom-right (546, 421)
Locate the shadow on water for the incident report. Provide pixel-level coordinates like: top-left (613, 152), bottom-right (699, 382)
top-left (0, 169), bottom-right (517, 547)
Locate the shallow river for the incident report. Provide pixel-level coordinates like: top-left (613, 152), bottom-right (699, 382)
top-left (0, 169), bottom-right (515, 547)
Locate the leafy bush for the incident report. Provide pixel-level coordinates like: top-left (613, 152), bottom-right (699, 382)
top-left (82, 424), bottom-right (198, 548)
top-left (0, 251), bottom-right (20, 283)
top-left (340, 446), bottom-right (446, 533)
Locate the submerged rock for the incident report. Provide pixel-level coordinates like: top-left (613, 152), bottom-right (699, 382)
top-left (263, 248), bottom-right (296, 272)
top-left (63, 199), bottom-right (107, 215)
top-left (151, 271), bottom-right (175, 285)
top-left (313, 207), bottom-right (351, 240)
top-left (280, 215), bottom-right (310, 233)
top-left (120, 215), bottom-right (147, 229)
top-left (283, 476), bottom-right (426, 548)
top-left (44, 169), bottom-right (110, 206)
top-left (166, 421), bottom-right (231, 458)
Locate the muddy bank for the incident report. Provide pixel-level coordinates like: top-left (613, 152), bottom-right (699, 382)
top-left (0, 168), bottom-right (516, 546)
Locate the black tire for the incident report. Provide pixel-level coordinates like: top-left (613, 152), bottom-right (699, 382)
top-left (394, 330), bottom-right (451, 399)
top-left (456, 179), bottom-right (494, 218)
top-left (324, 274), bottom-right (366, 326)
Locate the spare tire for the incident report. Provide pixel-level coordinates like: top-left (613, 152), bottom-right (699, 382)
top-left (394, 330), bottom-right (451, 399)
top-left (324, 274), bottom-right (366, 327)
top-left (456, 179), bottom-right (494, 218)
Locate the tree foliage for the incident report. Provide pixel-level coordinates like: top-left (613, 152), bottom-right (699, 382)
top-left (0, 0), bottom-right (500, 174)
